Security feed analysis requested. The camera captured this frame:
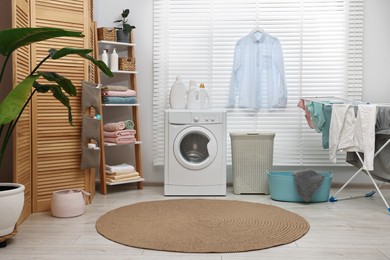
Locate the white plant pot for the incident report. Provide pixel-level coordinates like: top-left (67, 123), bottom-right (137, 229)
top-left (0, 183), bottom-right (25, 237)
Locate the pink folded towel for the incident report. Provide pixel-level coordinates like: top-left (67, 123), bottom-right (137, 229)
top-left (104, 136), bottom-right (136, 144)
top-left (102, 89), bottom-right (136, 97)
top-left (104, 129), bottom-right (136, 138)
top-left (103, 122), bottom-right (126, 132)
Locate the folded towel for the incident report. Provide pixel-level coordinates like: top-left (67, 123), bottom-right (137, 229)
top-left (104, 129), bottom-right (136, 138)
top-left (102, 89), bottom-right (136, 97)
top-left (106, 172), bottom-right (140, 179)
top-left (103, 121), bottom-right (126, 132)
top-left (102, 85), bottom-right (128, 91)
top-left (124, 120), bottom-right (134, 129)
top-left (106, 163), bottom-right (135, 173)
top-left (106, 169), bottom-right (135, 175)
top-left (294, 169), bottom-right (324, 202)
top-left (104, 136), bottom-right (136, 144)
top-left (106, 175), bottom-right (142, 183)
top-left (102, 96), bottom-right (137, 104)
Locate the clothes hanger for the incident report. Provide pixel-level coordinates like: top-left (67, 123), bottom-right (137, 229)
top-left (251, 26), bottom-right (264, 34)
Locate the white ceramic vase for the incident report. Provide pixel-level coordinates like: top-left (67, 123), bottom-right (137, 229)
top-left (0, 183), bottom-right (25, 237)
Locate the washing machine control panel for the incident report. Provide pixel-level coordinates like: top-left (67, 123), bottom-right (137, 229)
top-left (167, 109), bottom-right (225, 125)
top-left (191, 112), bottom-right (222, 124)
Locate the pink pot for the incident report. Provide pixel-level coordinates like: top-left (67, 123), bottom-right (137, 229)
top-left (51, 189), bottom-right (90, 218)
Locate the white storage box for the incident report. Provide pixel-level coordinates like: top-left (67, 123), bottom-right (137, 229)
top-left (230, 132), bottom-right (275, 194)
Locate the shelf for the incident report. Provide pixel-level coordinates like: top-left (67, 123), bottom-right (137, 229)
top-left (104, 141), bottom-right (142, 146)
top-left (98, 40), bottom-right (136, 47)
top-left (97, 30), bottom-right (143, 194)
top-left (96, 177), bottom-right (145, 186)
top-left (111, 70), bottom-right (138, 74)
top-left (106, 177), bottom-right (145, 186)
top-left (102, 103), bottom-right (140, 107)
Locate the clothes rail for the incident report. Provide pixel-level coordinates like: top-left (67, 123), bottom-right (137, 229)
top-left (301, 96), bottom-right (369, 106)
top-left (299, 96), bottom-right (390, 213)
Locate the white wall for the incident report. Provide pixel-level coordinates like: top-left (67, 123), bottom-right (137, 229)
top-left (94, 0), bottom-right (161, 183)
top-left (94, 0), bottom-right (390, 185)
top-left (363, 0), bottom-right (390, 103)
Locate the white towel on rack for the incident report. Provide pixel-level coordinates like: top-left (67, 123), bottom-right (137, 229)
top-left (329, 104), bottom-right (377, 170)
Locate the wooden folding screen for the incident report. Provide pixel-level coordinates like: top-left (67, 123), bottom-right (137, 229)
top-left (13, 0), bottom-right (95, 215)
top-left (12, 0), bottom-right (32, 225)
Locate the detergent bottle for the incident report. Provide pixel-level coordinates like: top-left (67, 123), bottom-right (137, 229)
top-left (101, 49), bottom-right (108, 66)
top-left (169, 75), bottom-right (187, 109)
top-left (187, 80), bottom-right (201, 110)
top-left (199, 83), bottom-right (210, 109)
top-left (110, 48), bottom-right (118, 71)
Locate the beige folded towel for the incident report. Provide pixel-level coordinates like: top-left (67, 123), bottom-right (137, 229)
top-left (102, 89), bottom-right (136, 97)
top-left (102, 85), bottom-right (128, 91)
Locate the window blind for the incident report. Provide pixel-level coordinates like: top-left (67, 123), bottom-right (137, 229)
top-left (153, 0), bottom-right (364, 166)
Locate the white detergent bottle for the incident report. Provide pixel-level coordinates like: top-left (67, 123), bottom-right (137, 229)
top-left (187, 80), bottom-right (201, 110)
top-left (110, 48), bottom-right (118, 71)
top-left (102, 49), bottom-right (108, 66)
top-left (169, 75), bottom-right (188, 109)
top-left (199, 83), bottom-right (210, 109)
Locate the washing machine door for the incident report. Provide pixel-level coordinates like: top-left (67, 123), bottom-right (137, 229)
top-left (173, 126), bottom-right (218, 170)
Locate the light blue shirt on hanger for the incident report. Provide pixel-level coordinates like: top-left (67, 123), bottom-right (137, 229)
top-left (227, 31), bottom-right (287, 109)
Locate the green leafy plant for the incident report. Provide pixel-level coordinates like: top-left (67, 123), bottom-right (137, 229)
top-left (0, 27), bottom-right (113, 171)
top-left (114, 9), bottom-right (136, 33)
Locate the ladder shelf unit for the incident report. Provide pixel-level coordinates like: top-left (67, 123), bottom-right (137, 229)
top-left (96, 31), bottom-right (143, 194)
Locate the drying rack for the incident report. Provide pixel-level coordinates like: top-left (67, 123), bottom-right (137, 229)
top-left (301, 96), bottom-right (390, 213)
top-left (301, 96), bottom-right (368, 105)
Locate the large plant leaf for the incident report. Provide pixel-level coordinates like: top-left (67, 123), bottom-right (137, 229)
top-left (49, 48), bottom-right (92, 59)
top-left (48, 48), bottom-right (113, 77)
top-left (0, 27), bottom-right (84, 57)
top-left (33, 81), bottom-right (53, 93)
top-left (42, 72), bottom-right (77, 96)
top-left (79, 53), bottom-right (113, 77)
top-left (0, 74), bottom-right (41, 125)
top-left (49, 86), bottom-right (73, 125)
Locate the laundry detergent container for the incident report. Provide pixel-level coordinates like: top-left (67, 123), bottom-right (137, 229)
top-left (267, 171), bottom-right (333, 202)
top-left (230, 132), bottom-right (275, 194)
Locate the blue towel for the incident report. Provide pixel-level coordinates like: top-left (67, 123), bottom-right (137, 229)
top-left (102, 96), bottom-right (137, 104)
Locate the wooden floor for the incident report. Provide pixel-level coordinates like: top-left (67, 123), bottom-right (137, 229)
top-left (2, 185), bottom-right (390, 260)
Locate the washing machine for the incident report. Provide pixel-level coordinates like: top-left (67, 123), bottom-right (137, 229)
top-left (164, 109), bottom-right (226, 195)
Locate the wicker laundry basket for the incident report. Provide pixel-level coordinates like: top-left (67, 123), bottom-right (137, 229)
top-left (230, 132), bottom-right (275, 195)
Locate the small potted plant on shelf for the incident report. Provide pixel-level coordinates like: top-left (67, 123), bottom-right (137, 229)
top-left (114, 9), bottom-right (136, 43)
top-left (0, 27), bottom-right (112, 245)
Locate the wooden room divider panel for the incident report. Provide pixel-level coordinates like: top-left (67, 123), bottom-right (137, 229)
top-left (30, 0), bottom-right (95, 212)
top-left (12, 0), bottom-right (32, 225)
top-left (12, 0), bottom-right (95, 215)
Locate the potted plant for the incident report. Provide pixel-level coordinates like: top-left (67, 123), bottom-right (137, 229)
top-left (0, 27), bottom-right (112, 242)
top-left (114, 9), bottom-right (136, 43)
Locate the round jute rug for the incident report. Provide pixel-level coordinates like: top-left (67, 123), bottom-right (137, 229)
top-left (96, 199), bottom-right (309, 253)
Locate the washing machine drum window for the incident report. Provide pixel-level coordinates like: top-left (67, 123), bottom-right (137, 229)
top-left (180, 133), bottom-right (209, 163)
top-left (174, 127), bottom-right (218, 170)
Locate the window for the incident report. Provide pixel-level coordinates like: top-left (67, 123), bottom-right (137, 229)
top-left (153, 0), bottom-right (364, 166)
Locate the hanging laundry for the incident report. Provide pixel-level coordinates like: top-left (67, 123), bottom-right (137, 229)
top-left (227, 30), bottom-right (287, 109)
top-left (329, 104), bottom-right (377, 170)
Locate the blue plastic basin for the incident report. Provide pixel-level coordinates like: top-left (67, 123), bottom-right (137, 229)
top-left (267, 171), bottom-right (333, 203)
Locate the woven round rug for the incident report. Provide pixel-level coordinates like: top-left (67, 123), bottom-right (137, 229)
top-left (96, 199), bottom-right (309, 253)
